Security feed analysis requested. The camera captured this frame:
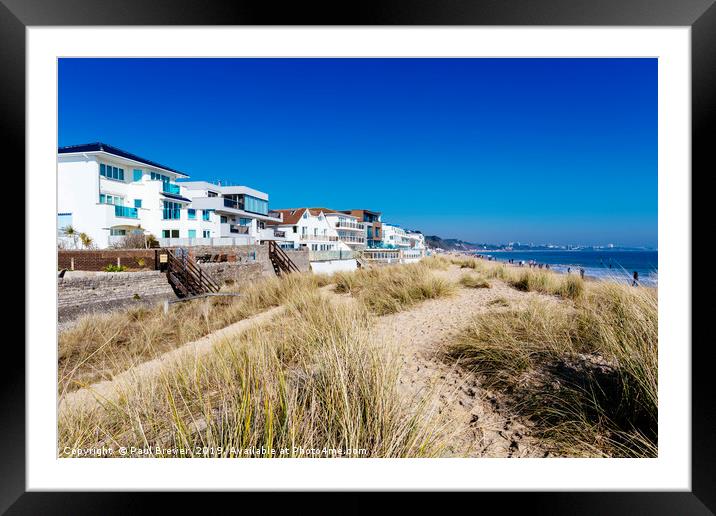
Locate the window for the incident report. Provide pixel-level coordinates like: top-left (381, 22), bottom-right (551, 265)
top-left (242, 195), bottom-right (268, 215)
top-left (134, 199), bottom-right (142, 208)
top-left (162, 201), bottom-right (181, 220)
top-left (57, 213), bottom-right (72, 235)
top-left (202, 210), bottom-right (211, 221)
top-left (100, 163), bottom-right (124, 181)
top-left (203, 230), bottom-right (211, 238)
top-left (188, 209), bottom-right (196, 220)
top-left (208, 191), bottom-right (218, 197)
top-left (150, 171), bottom-right (171, 183)
top-left (110, 229), bottom-right (126, 236)
top-left (292, 226), bottom-right (297, 233)
top-left (133, 169), bottom-right (143, 182)
top-left (239, 218), bottom-right (252, 226)
top-left (100, 194), bottom-right (122, 205)
top-left (220, 216), bottom-right (228, 224)
top-left (188, 229), bottom-right (196, 238)
top-left (162, 229), bottom-right (180, 238)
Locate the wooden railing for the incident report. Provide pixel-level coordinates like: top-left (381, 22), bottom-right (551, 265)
top-left (165, 248), bottom-right (221, 297)
top-left (267, 240), bottom-right (300, 277)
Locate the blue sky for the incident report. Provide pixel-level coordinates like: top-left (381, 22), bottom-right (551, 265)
top-left (59, 58), bottom-right (657, 247)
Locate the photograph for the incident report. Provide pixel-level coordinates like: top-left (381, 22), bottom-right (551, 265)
top-left (56, 57), bottom-right (658, 460)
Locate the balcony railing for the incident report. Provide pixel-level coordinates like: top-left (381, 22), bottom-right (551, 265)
top-left (300, 234), bottom-right (339, 242)
top-left (340, 235), bottom-right (366, 244)
top-left (229, 225), bottom-right (250, 234)
top-left (114, 205), bottom-right (138, 219)
top-left (162, 182), bottom-right (181, 195)
top-left (335, 221), bottom-right (365, 230)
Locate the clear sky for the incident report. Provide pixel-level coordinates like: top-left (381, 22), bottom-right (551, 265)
top-left (59, 58), bottom-right (657, 247)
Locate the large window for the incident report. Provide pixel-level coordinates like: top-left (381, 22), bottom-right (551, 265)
top-left (203, 230), bottom-right (211, 238)
top-left (188, 209), bottom-right (196, 220)
top-left (110, 229), bottom-right (127, 236)
top-left (133, 169), bottom-right (143, 182)
top-left (134, 199), bottom-right (142, 208)
top-left (188, 229), bottom-right (197, 238)
top-left (100, 194), bottom-right (122, 205)
top-left (162, 229), bottom-right (180, 238)
top-left (100, 163), bottom-right (125, 181)
top-left (150, 171), bottom-right (171, 183)
top-left (162, 201), bottom-right (181, 220)
top-left (243, 195), bottom-right (268, 215)
top-left (202, 210), bottom-right (212, 221)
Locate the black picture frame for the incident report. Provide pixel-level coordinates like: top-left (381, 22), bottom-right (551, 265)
top-left (4, 0), bottom-right (713, 513)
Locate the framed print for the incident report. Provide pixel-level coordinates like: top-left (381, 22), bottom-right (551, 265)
top-left (4, 0), bottom-right (714, 512)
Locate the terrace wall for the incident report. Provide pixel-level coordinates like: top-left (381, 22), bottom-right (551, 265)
top-left (57, 270), bottom-right (175, 327)
top-left (58, 249), bottom-right (158, 271)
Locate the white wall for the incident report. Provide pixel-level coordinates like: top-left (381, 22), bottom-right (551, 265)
top-left (310, 259), bottom-right (358, 274)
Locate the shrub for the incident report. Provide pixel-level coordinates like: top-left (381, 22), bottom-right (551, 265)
top-left (104, 264), bottom-right (127, 272)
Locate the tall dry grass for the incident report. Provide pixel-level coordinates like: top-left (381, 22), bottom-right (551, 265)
top-left (58, 292), bottom-right (444, 457)
top-left (445, 281), bottom-right (658, 457)
top-left (333, 262), bottom-right (456, 315)
top-left (447, 255), bottom-right (585, 300)
top-left (58, 273), bottom-right (324, 395)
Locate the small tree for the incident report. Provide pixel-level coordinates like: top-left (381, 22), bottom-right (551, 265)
top-left (78, 232), bottom-right (94, 249)
top-left (61, 225), bottom-right (79, 249)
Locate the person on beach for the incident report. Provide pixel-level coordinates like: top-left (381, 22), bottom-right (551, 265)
top-left (567, 267), bottom-right (571, 274)
top-left (546, 264), bottom-right (550, 270)
top-left (632, 271), bottom-right (639, 287)
top-left (579, 268), bottom-right (585, 279)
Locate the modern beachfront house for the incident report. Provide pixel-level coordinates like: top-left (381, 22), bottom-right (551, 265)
top-left (266, 208), bottom-right (352, 252)
top-left (57, 143), bottom-right (283, 248)
top-left (382, 223), bottom-right (427, 251)
top-left (179, 181), bottom-right (285, 245)
top-left (339, 209), bottom-right (383, 248)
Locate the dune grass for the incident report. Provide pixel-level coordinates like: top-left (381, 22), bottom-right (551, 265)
top-left (58, 292), bottom-right (444, 458)
top-left (445, 281), bottom-right (657, 457)
top-left (459, 273), bottom-right (491, 289)
top-left (58, 273), bottom-right (324, 395)
top-left (333, 262), bottom-right (456, 315)
top-left (447, 255), bottom-right (585, 301)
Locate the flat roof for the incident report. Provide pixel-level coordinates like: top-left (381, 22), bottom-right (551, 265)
top-left (58, 142), bottom-right (189, 177)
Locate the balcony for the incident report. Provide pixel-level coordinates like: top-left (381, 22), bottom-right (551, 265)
top-left (229, 225), bottom-right (250, 234)
top-left (340, 235), bottom-right (366, 244)
top-left (300, 234), bottom-right (339, 242)
top-left (309, 249), bottom-right (358, 262)
top-left (223, 197), bottom-right (241, 210)
top-left (335, 221), bottom-right (365, 231)
top-left (114, 205), bottom-right (138, 219)
top-left (162, 182), bottom-right (181, 195)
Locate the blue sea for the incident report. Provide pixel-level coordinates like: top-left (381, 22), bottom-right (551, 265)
top-left (470, 250), bottom-right (658, 286)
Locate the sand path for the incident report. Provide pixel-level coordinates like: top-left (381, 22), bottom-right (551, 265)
top-left (373, 266), bottom-right (553, 457)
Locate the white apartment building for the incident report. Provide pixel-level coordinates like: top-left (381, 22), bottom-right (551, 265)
top-left (381, 223), bottom-right (427, 251)
top-left (180, 181), bottom-right (285, 245)
top-left (267, 208), bottom-right (352, 253)
top-left (57, 143), bottom-right (282, 248)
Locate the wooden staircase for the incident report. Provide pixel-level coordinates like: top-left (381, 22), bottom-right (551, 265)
top-left (165, 248), bottom-right (221, 298)
top-left (268, 240), bottom-right (300, 277)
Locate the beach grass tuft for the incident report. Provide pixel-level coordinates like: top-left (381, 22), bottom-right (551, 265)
top-left (459, 273), bottom-right (491, 289)
top-left (333, 262), bottom-right (456, 315)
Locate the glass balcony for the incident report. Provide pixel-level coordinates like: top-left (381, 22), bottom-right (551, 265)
top-left (114, 205), bottom-right (138, 219)
top-left (162, 182), bottom-right (181, 195)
